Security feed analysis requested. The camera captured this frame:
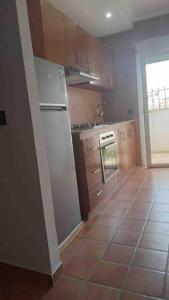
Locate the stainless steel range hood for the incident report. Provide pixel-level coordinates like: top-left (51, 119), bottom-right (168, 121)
top-left (66, 66), bottom-right (99, 86)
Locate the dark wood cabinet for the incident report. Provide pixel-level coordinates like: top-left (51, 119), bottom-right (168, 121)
top-left (117, 122), bottom-right (136, 182)
top-left (27, 0), bottom-right (66, 66)
top-left (63, 16), bottom-right (79, 68)
top-left (77, 27), bottom-right (89, 72)
top-left (63, 19), bottom-right (89, 71)
top-left (27, 0), bottom-right (115, 90)
top-left (86, 34), bottom-right (101, 86)
top-left (72, 121), bottom-right (137, 220)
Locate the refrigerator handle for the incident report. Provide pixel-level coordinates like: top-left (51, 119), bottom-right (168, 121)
top-left (40, 103), bottom-right (67, 111)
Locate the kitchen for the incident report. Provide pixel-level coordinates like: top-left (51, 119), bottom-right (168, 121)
top-left (27, 0), bottom-right (137, 244)
top-left (1, 1), bottom-right (169, 299)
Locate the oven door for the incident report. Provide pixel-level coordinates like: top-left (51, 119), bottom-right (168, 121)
top-left (100, 141), bottom-right (118, 183)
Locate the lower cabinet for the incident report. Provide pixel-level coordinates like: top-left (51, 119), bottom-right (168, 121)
top-left (72, 121), bottom-right (137, 220)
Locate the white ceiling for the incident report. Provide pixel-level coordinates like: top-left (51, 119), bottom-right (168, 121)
top-left (49, 0), bottom-right (169, 37)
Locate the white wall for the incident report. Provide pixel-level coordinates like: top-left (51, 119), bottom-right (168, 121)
top-left (149, 110), bottom-right (169, 152)
top-left (0, 0), bottom-right (61, 275)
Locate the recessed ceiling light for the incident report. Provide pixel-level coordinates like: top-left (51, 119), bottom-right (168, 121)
top-left (106, 12), bottom-right (112, 19)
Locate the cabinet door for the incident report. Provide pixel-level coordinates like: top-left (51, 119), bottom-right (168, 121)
top-left (86, 34), bottom-right (100, 85)
top-left (77, 27), bottom-right (89, 71)
top-left (123, 124), bottom-right (136, 171)
top-left (117, 128), bottom-right (127, 181)
top-left (64, 16), bottom-right (80, 68)
top-left (41, 1), bottom-right (66, 66)
top-left (27, 0), bottom-right (66, 66)
top-left (106, 48), bottom-right (115, 89)
top-left (27, 0), bottom-right (45, 58)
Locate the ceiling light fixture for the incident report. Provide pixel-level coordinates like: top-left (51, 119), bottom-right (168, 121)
top-left (106, 12), bottom-right (112, 19)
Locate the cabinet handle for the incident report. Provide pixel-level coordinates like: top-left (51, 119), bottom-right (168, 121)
top-left (93, 168), bottom-right (100, 174)
top-left (89, 146), bottom-right (98, 151)
top-left (96, 190), bottom-right (103, 197)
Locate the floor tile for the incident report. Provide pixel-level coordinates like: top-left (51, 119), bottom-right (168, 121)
top-left (78, 282), bottom-right (119, 300)
top-left (135, 191), bottom-right (156, 203)
top-left (85, 225), bottom-right (116, 242)
top-left (155, 191), bottom-right (169, 204)
top-left (95, 216), bottom-right (122, 228)
top-left (103, 244), bottom-right (135, 265)
top-left (63, 239), bottom-right (107, 280)
top-left (148, 211), bottom-right (169, 223)
top-left (125, 209), bottom-right (149, 220)
top-left (152, 203), bottom-right (169, 212)
top-left (125, 267), bottom-right (165, 298)
top-left (120, 219), bottom-right (145, 233)
top-left (63, 254), bottom-right (98, 280)
top-left (144, 221), bottom-right (169, 235)
top-left (121, 291), bottom-right (162, 299)
top-left (77, 223), bottom-right (94, 238)
top-left (139, 233), bottom-right (169, 251)
top-left (41, 276), bottom-right (84, 300)
top-left (131, 202), bottom-right (152, 210)
top-left (104, 207), bottom-right (127, 218)
top-left (90, 261), bottom-right (128, 289)
top-left (132, 248), bottom-right (167, 271)
top-left (71, 239), bottom-right (107, 258)
top-left (113, 230), bottom-right (141, 246)
top-left (164, 275), bottom-right (169, 300)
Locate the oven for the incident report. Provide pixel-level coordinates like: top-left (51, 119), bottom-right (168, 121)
top-left (99, 131), bottom-right (118, 183)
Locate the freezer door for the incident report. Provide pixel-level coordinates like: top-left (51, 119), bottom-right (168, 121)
top-left (41, 109), bottom-right (81, 244)
top-left (34, 56), bottom-right (68, 106)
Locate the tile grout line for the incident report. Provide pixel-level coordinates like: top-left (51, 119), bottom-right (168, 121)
top-left (61, 170), bottom-right (165, 300)
top-left (84, 174), bottom-right (151, 299)
top-left (74, 173), bottom-right (150, 300)
top-left (117, 177), bottom-right (161, 300)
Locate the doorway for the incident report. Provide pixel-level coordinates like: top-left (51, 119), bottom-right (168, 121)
top-left (142, 55), bottom-right (169, 167)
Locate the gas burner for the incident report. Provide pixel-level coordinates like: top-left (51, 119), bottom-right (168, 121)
top-left (71, 122), bottom-right (103, 130)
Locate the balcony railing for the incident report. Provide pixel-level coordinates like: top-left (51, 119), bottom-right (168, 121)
top-left (148, 87), bottom-right (169, 111)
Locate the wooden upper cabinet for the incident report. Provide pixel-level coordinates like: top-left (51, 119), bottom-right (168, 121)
top-left (63, 17), bottom-right (89, 71)
top-left (77, 27), bottom-right (89, 72)
top-left (27, 0), bottom-right (66, 66)
top-left (63, 16), bottom-right (79, 68)
top-left (86, 34), bottom-right (100, 86)
top-left (27, 0), bottom-right (114, 90)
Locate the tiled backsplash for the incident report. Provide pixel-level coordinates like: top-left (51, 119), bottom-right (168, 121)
top-left (67, 87), bottom-right (103, 125)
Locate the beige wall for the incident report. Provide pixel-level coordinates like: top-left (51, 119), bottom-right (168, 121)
top-left (0, 0), bottom-right (61, 275)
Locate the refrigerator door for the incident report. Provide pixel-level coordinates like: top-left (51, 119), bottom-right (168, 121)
top-left (41, 109), bottom-right (81, 244)
top-left (34, 56), bottom-right (68, 106)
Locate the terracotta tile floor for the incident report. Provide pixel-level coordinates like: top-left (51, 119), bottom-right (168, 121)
top-left (3, 167), bottom-right (169, 299)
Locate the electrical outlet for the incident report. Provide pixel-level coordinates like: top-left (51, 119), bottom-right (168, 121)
top-left (0, 111), bottom-right (7, 126)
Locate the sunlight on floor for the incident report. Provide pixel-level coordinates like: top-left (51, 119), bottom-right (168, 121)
top-left (151, 152), bottom-right (169, 164)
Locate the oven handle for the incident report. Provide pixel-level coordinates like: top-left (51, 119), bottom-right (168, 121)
top-left (100, 141), bottom-right (117, 148)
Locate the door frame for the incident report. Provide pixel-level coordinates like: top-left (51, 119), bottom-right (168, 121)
top-left (135, 35), bottom-right (169, 168)
top-left (141, 54), bottom-right (169, 168)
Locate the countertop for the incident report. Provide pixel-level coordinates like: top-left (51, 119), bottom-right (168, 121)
top-left (71, 120), bottom-right (135, 140)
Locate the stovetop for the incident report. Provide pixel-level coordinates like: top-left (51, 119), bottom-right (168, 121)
top-left (71, 122), bottom-right (107, 130)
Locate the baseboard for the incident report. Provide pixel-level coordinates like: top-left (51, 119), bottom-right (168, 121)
top-left (52, 262), bottom-right (63, 284)
top-left (59, 221), bottom-right (84, 254)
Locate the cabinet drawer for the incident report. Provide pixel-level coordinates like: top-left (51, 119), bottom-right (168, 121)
top-left (83, 136), bottom-right (101, 164)
top-left (88, 180), bottom-right (104, 210)
top-left (84, 136), bottom-right (100, 151)
top-left (86, 164), bottom-right (102, 188)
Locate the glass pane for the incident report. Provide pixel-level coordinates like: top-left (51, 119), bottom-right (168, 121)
top-left (146, 60), bottom-right (169, 165)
